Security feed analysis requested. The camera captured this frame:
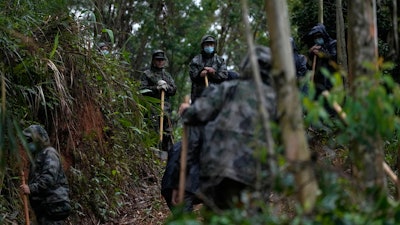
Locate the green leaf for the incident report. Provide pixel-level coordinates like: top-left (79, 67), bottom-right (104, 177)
top-left (102, 28), bottom-right (114, 44)
top-left (49, 32), bottom-right (59, 59)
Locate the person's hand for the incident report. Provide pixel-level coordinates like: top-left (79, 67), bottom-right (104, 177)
top-left (157, 80), bottom-right (168, 90)
top-left (171, 188), bottom-right (180, 205)
top-left (179, 102), bottom-right (190, 115)
top-left (200, 69), bottom-right (208, 77)
top-left (20, 184), bottom-right (30, 195)
top-left (204, 67), bottom-right (216, 75)
top-left (309, 45), bottom-right (322, 55)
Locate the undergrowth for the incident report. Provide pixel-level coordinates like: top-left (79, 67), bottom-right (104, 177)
top-left (0, 2), bottom-right (166, 223)
top-left (164, 65), bottom-right (400, 224)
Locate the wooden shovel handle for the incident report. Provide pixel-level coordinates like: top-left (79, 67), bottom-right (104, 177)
top-left (21, 171), bottom-right (30, 225)
top-left (178, 95), bottom-right (190, 203)
top-left (159, 90), bottom-right (165, 144)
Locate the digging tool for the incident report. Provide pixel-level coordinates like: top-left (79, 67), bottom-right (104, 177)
top-left (205, 75), bottom-right (209, 87)
top-left (21, 170), bottom-right (30, 225)
top-left (311, 54), bottom-right (317, 82)
top-left (178, 95), bottom-right (190, 204)
top-left (159, 89), bottom-right (165, 148)
top-left (321, 90), bottom-right (347, 124)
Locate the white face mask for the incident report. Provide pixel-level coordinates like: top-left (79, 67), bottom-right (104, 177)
top-left (101, 50), bottom-right (110, 55)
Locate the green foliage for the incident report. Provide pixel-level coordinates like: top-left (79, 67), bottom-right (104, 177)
top-left (290, 0), bottom-right (342, 50)
top-left (0, 0), bottom-right (165, 223)
top-left (78, 0), bottom-right (274, 122)
top-left (2, 0), bottom-right (400, 224)
top-left (165, 165), bottom-right (400, 225)
top-left (0, 107), bottom-right (34, 225)
top-left (336, 71), bottom-right (400, 147)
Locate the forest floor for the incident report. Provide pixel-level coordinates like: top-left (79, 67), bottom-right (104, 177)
top-left (107, 181), bottom-right (172, 225)
top-left (74, 155), bottom-right (173, 225)
top-left (105, 130), bottom-right (336, 225)
top-left (63, 105), bottom-right (340, 225)
top-left (103, 129), bottom-right (338, 225)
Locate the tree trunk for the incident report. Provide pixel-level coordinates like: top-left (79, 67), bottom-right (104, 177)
top-left (393, 0), bottom-right (399, 60)
top-left (347, 0), bottom-right (386, 204)
top-left (336, 0), bottom-right (348, 87)
top-left (241, 0), bottom-right (277, 186)
top-left (347, 0), bottom-right (378, 89)
top-left (264, 0), bottom-right (318, 212)
top-left (318, 0), bottom-right (324, 24)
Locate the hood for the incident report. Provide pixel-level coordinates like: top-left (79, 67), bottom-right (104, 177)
top-left (239, 45), bottom-right (272, 85)
top-left (290, 37), bottom-right (298, 52)
top-left (23, 125), bottom-right (50, 149)
top-left (305, 23), bottom-right (334, 47)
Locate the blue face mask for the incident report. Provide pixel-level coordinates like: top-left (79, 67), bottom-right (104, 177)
top-left (101, 50), bottom-right (110, 55)
top-left (28, 142), bottom-right (38, 154)
top-left (204, 46), bottom-right (214, 54)
top-left (314, 38), bottom-right (324, 46)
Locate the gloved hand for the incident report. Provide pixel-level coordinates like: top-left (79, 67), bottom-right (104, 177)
top-left (157, 80), bottom-right (168, 91)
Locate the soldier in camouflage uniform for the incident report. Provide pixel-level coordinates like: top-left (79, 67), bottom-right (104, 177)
top-left (170, 35), bottom-right (229, 211)
top-left (140, 50), bottom-right (177, 152)
top-left (189, 34), bottom-right (228, 102)
top-left (179, 46), bottom-right (277, 210)
top-left (20, 125), bottom-right (71, 225)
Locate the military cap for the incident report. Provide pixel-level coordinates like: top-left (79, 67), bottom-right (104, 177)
top-left (153, 50), bottom-right (166, 59)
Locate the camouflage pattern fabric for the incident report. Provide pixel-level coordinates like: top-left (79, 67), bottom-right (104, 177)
top-left (28, 147), bottom-right (70, 224)
top-left (140, 67), bottom-right (177, 115)
top-left (28, 147), bottom-right (69, 206)
top-left (140, 66), bottom-right (176, 152)
top-left (189, 53), bottom-right (228, 102)
top-left (36, 217), bottom-right (66, 225)
top-left (305, 23), bottom-right (337, 96)
top-left (24, 125), bottom-right (70, 224)
top-left (181, 79), bottom-right (277, 193)
top-left (140, 67), bottom-right (177, 101)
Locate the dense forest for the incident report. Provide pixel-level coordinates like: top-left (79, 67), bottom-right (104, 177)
top-left (1, 0), bottom-right (400, 224)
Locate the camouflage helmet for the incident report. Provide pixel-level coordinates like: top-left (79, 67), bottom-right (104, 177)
top-left (23, 125), bottom-right (50, 148)
top-left (239, 45), bottom-right (272, 84)
top-left (152, 50), bottom-right (166, 60)
top-left (200, 35), bottom-right (217, 47)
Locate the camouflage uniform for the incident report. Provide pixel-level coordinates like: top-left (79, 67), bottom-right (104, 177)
top-left (177, 35), bottom-right (228, 211)
top-left (305, 23), bottom-right (338, 116)
top-left (23, 125), bottom-right (70, 225)
top-left (140, 50), bottom-right (177, 152)
top-left (182, 46), bottom-right (277, 210)
top-left (305, 23), bottom-right (337, 96)
top-left (189, 35), bottom-right (228, 102)
top-left (140, 59), bottom-right (177, 103)
top-left (290, 37), bottom-right (309, 94)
